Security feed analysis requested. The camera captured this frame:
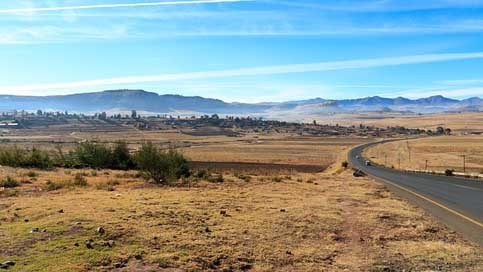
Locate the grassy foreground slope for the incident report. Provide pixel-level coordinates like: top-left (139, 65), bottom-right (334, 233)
top-left (1, 168), bottom-right (481, 271)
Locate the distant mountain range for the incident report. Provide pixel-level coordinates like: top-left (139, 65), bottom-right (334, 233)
top-left (0, 89), bottom-right (481, 115)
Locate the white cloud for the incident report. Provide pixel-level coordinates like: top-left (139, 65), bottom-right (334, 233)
top-left (0, 25), bottom-right (130, 44)
top-left (0, 0), bottom-right (251, 14)
top-left (2, 52), bottom-right (483, 93)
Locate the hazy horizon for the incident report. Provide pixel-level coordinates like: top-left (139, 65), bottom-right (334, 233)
top-left (0, 88), bottom-right (481, 104)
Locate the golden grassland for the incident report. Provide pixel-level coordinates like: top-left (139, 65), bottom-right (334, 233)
top-left (181, 137), bottom-right (368, 166)
top-left (0, 126), bottom-right (369, 168)
top-left (309, 112), bottom-right (483, 131)
top-left (1, 167), bottom-right (481, 272)
top-left (364, 135), bottom-right (483, 173)
top-left (0, 128), bottom-right (482, 271)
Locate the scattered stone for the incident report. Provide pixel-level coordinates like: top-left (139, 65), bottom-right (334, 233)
top-left (220, 210), bottom-right (227, 215)
top-left (280, 209), bottom-right (286, 212)
top-left (30, 228), bottom-right (40, 233)
top-left (205, 227), bottom-right (212, 233)
top-left (42, 228), bottom-right (48, 233)
top-left (102, 240), bottom-right (115, 248)
top-left (85, 239), bottom-right (94, 249)
top-left (74, 242), bottom-right (80, 247)
top-left (239, 263), bottom-right (253, 270)
top-left (74, 222), bottom-right (82, 225)
top-left (286, 250), bottom-right (293, 255)
top-left (58, 209), bottom-right (64, 213)
top-left (378, 213), bottom-right (392, 220)
top-left (353, 169), bottom-right (366, 177)
top-left (23, 219), bottom-right (29, 222)
top-left (96, 227), bottom-right (105, 235)
top-left (0, 261), bottom-right (15, 269)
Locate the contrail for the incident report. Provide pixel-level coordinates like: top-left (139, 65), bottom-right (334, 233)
top-left (0, 0), bottom-right (251, 14)
top-left (2, 52), bottom-right (483, 93)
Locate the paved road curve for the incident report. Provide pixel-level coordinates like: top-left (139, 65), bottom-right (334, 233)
top-left (349, 141), bottom-right (483, 246)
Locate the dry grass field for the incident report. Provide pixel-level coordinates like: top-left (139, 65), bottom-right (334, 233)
top-left (0, 125), bottom-right (369, 172)
top-left (1, 167), bottom-right (482, 271)
top-left (181, 137), bottom-right (368, 167)
top-left (308, 112), bottom-right (483, 132)
top-left (364, 135), bottom-right (483, 173)
top-left (0, 124), bottom-right (482, 271)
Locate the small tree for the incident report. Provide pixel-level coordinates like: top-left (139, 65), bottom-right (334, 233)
top-left (25, 148), bottom-right (52, 169)
top-left (436, 126), bottom-right (445, 135)
top-left (135, 142), bottom-right (189, 184)
top-left (112, 141), bottom-right (134, 170)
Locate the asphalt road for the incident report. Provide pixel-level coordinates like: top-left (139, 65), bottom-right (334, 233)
top-left (349, 141), bottom-right (483, 246)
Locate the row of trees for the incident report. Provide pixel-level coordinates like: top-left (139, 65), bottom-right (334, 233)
top-left (0, 142), bottom-right (189, 184)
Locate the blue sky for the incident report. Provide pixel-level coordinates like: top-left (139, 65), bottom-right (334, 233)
top-left (1, 0), bottom-right (483, 102)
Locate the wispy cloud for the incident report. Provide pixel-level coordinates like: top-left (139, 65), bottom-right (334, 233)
top-left (271, 0), bottom-right (483, 12)
top-left (2, 52), bottom-right (483, 93)
top-left (0, 0), bottom-right (253, 14)
top-left (0, 0), bottom-right (251, 14)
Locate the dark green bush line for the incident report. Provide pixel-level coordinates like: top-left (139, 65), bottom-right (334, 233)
top-left (0, 141), bottom-right (190, 184)
top-left (0, 147), bottom-right (52, 169)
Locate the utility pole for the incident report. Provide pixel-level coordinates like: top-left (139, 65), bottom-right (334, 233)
top-left (463, 155), bottom-right (466, 173)
top-left (407, 137), bottom-right (411, 163)
top-left (425, 160), bottom-right (428, 171)
top-left (398, 153), bottom-right (401, 169)
top-left (385, 154), bottom-right (388, 166)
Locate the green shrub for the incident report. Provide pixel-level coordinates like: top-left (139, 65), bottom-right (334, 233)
top-left (445, 169), bottom-right (454, 176)
top-left (135, 142), bottom-right (189, 184)
top-left (0, 176), bottom-right (19, 188)
top-left (306, 178), bottom-right (315, 184)
top-left (25, 148), bottom-right (52, 169)
top-left (207, 173), bottom-right (224, 183)
top-left (0, 141), bottom-right (191, 180)
top-left (43, 180), bottom-right (65, 191)
top-left (23, 171), bottom-right (38, 178)
top-left (271, 176), bottom-right (283, 183)
top-left (72, 142), bottom-right (114, 169)
top-left (95, 179), bottom-right (120, 191)
top-left (0, 147), bottom-right (51, 169)
top-left (195, 169), bottom-right (210, 179)
top-left (234, 172), bottom-right (252, 182)
top-left (111, 141), bottom-right (135, 170)
top-left (341, 161), bottom-right (349, 168)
